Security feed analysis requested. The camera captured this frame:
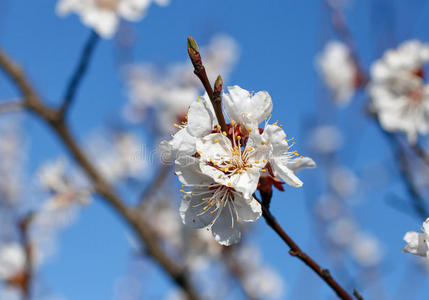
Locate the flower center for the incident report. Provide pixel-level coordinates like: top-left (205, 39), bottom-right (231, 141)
top-left (96, 0), bottom-right (119, 10)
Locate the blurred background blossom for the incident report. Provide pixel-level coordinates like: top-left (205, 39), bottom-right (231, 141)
top-left (1, 0), bottom-right (429, 299)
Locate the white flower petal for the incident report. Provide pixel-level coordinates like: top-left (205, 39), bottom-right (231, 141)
top-left (233, 194), bottom-right (262, 222)
top-left (402, 231), bottom-right (429, 256)
top-left (169, 128), bottom-right (197, 156)
top-left (286, 156), bottom-right (317, 173)
top-left (272, 160), bottom-right (303, 188)
top-left (229, 169), bottom-right (261, 200)
top-left (175, 156), bottom-right (212, 186)
top-left (180, 195), bottom-right (219, 229)
top-left (211, 202), bottom-right (241, 246)
top-left (187, 94), bottom-right (217, 138)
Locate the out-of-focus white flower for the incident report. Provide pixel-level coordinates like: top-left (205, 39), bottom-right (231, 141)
top-left (0, 289), bottom-right (21, 300)
top-left (403, 218), bottom-right (429, 257)
top-left (56, 0), bottom-right (169, 38)
top-left (144, 199), bottom-right (222, 270)
top-left (0, 121), bottom-right (25, 206)
top-left (315, 194), bottom-right (341, 220)
top-left (30, 196), bottom-right (81, 265)
top-left (308, 125), bottom-right (343, 154)
top-left (244, 267), bottom-right (284, 299)
top-left (370, 40), bottom-right (429, 144)
top-left (230, 245), bottom-right (285, 299)
top-left (0, 243), bottom-right (25, 280)
top-left (176, 156), bottom-right (262, 246)
top-left (37, 159), bottom-right (91, 206)
top-left (328, 217), bottom-right (356, 246)
top-left (125, 35), bottom-right (239, 132)
top-left (89, 132), bottom-right (146, 183)
top-left (317, 41), bottom-right (359, 105)
top-left (329, 166), bottom-right (358, 198)
top-left (351, 233), bottom-right (382, 267)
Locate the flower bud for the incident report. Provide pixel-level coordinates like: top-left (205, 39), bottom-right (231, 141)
top-left (187, 36), bottom-right (202, 67)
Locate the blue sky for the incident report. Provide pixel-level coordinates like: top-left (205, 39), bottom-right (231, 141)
top-left (1, 0), bottom-right (429, 299)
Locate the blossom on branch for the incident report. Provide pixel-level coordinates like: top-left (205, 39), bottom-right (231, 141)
top-left (403, 218), bottom-right (429, 257)
top-left (369, 40), bottom-right (429, 144)
top-left (163, 86), bottom-right (315, 245)
top-left (56, 0), bottom-right (169, 38)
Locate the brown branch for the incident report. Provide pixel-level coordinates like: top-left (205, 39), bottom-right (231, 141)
top-left (187, 36), bottom-right (228, 133)
top-left (18, 214), bottom-right (34, 300)
top-left (0, 48), bottom-right (201, 300)
top-left (256, 195), bottom-right (356, 300)
top-left (60, 31), bottom-right (99, 117)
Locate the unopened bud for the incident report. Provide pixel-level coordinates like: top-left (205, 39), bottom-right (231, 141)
top-left (187, 36), bottom-right (202, 67)
top-left (214, 75), bottom-right (223, 95)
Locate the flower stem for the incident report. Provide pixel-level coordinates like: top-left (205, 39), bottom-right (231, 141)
top-left (255, 194), bottom-right (358, 300)
top-left (187, 36), bottom-right (228, 133)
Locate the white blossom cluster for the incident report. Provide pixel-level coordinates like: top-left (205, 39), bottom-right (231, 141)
top-left (56, 0), bottom-right (170, 38)
top-left (88, 131), bottom-right (147, 183)
top-left (125, 34), bottom-right (239, 133)
top-left (0, 126), bottom-right (89, 298)
top-left (369, 40), bottom-right (429, 144)
top-left (161, 85), bottom-right (316, 245)
top-left (317, 41), bottom-right (360, 105)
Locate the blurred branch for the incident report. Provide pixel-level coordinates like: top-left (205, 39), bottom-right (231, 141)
top-left (222, 247), bottom-right (259, 300)
top-left (137, 164), bottom-right (171, 209)
top-left (410, 143), bottom-right (429, 168)
top-left (59, 31), bottom-right (99, 118)
top-left (395, 140), bottom-right (428, 220)
top-left (255, 194), bottom-right (358, 300)
top-left (18, 214), bottom-right (34, 300)
top-left (373, 115), bottom-right (429, 220)
top-left (0, 100), bottom-right (23, 113)
top-left (326, 1), bottom-right (368, 85)
top-left (0, 47), bottom-right (201, 300)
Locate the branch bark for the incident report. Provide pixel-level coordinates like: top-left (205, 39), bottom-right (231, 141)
top-left (0, 47), bottom-right (201, 300)
top-left (187, 36), bottom-right (228, 133)
top-left (256, 195), bottom-right (356, 300)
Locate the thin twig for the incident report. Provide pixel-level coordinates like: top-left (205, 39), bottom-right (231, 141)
top-left (60, 31), bottom-right (99, 117)
top-left (255, 195), bottom-right (356, 300)
top-left (187, 36), bottom-right (228, 133)
top-left (0, 47), bottom-right (201, 300)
